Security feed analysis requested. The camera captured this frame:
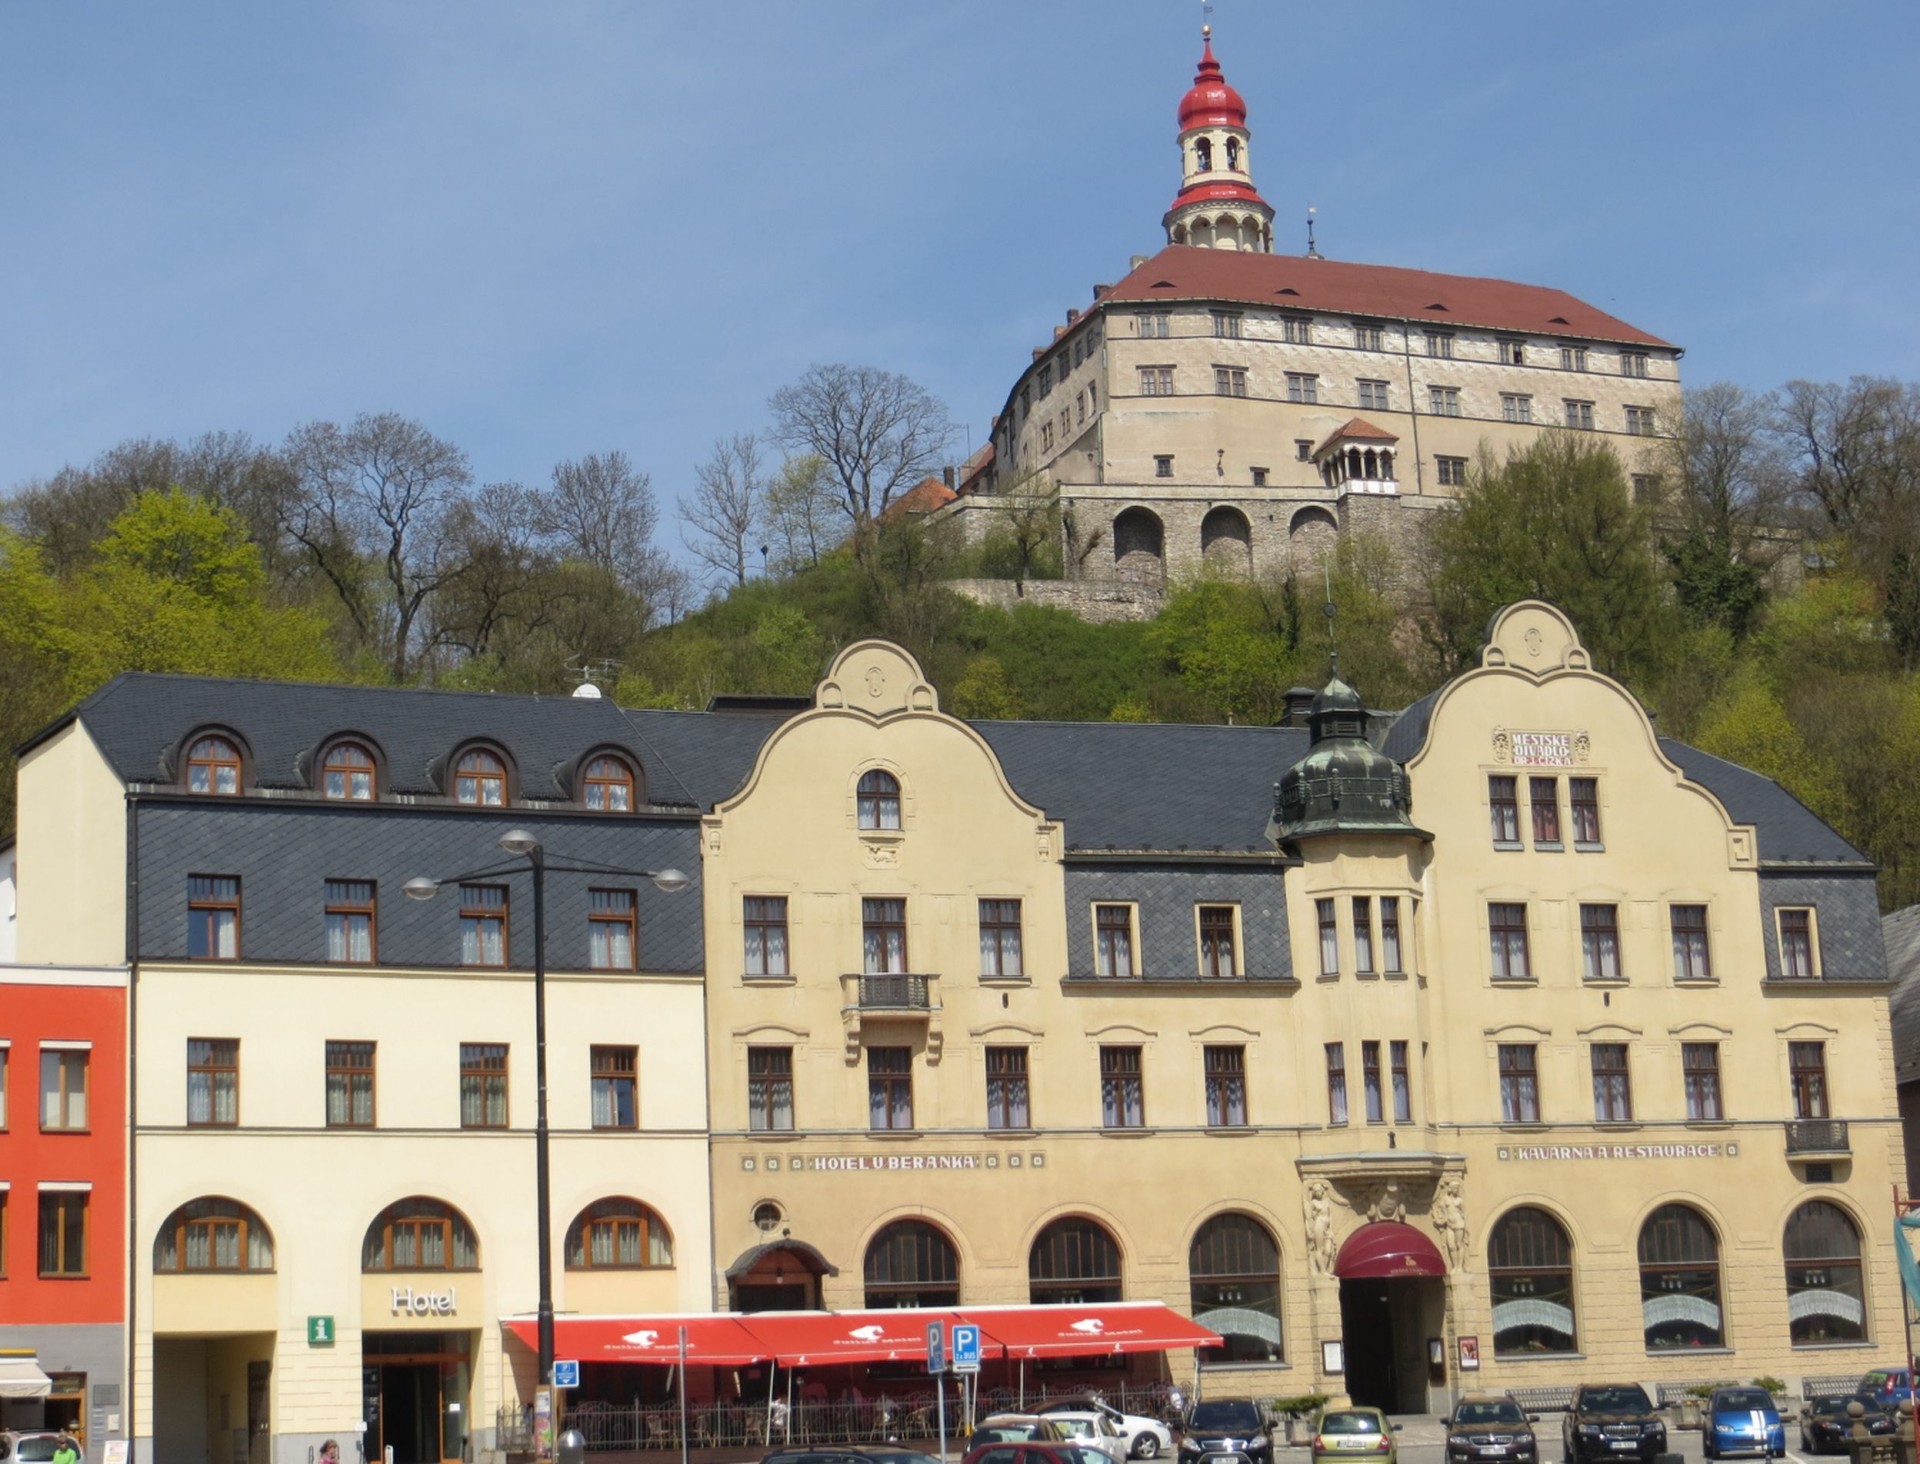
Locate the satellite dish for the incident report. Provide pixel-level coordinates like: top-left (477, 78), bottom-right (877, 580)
top-left (572, 682), bottom-right (604, 700)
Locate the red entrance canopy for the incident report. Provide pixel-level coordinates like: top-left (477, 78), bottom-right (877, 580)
top-left (504, 1315), bottom-right (770, 1366)
top-left (961, 1303), bottom-right (1221, 1358)
top-left (1334, 1222), bottom-right (1447, 1279)
top-left (739, 1309), bottom-right (998, 1366)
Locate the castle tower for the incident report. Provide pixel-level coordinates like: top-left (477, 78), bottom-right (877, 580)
top-left (1162, 25), bottom-right (1275, 253)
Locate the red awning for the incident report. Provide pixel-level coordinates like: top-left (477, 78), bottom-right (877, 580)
top-left (505, 1316), bottom-right (770, 1366)
top-left (1334, 1222), bottom-right (1448, 1279)
top-left (961, 1303), bottom-right (1221, 1359)
top-left (739, 1309), bottom-right (996, 1366)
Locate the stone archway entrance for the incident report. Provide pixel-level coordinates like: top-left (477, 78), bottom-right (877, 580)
top-left (726, 1238), bottom-right (838, 1312)
top-left (1334, 1222), bottom-right (1447, 1413)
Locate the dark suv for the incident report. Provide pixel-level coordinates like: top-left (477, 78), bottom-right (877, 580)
top-left (1179, 1398), bottom-right (1273, 1464)
top-left (1562, 1384), bottom-right (1667, 1464)
top-left (1446, 1396), bottom-right (1538, 1464)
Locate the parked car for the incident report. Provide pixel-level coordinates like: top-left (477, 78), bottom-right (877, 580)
top-left (1179, 1398), bottom-right (1274, 1464)
top-left (966, 1415), bottom-right (1069, 1455)
top-left (1562, 1384), bottom-right (1668, 1464)
top-left (1858, 1368), bottom-right (1920, 1413)
top-left (1044, 1411), bottom-right (1131, 1464)
top-left (1800, 1395), bottom-right (1893, 1454)
top-left (963, 1444), bottom-right (1123, 1464)
top-left (1038, 1395), bottom-right (1175, 1459)
top-left (1446, 1395), bottom-right (1539, 1464)
top-left (764, 1450), bottom-right (943, 1464)
top-left (0, 1436), bottom-right (63, 1464)
top-left (1702, 1387), bottom-right (1785, 1459)
top-left (1310, 1407), bottom-right (1399, 1464)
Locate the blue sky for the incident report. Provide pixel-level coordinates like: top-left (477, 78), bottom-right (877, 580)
top-left (4, 1), bottom-right (1916, 547)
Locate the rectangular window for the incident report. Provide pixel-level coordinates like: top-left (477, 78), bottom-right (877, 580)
top-left (1214, 366), bottom-right (1248, 397)
top-left (1140, 311), bottom-right (1171, 339)
top-left (986, 1046), bottom-right (1030, 1129)
top-left (1354, 322), bottom-right (1383, 351)
top-left (1094, 903), bottom-right (1136, 978)
top-left (324, 1040), bottom-right (374, 1128)
top-left (459, 1042), bottom-right (509, 1129)
top-left (1631, 473), bottom-right (1659, 503)
top-left (1139, 366), bottom-right (1174, 396)
top-left (1779, 908), bottom-right (1817, 979)
top-left (1282, 315), bottom-right (1312, 344)
top-left (744, 896), bottom-right (790, 976)
top-left (1391, 1039), bottom-right (1412, 1123)
top-left (1198, 905), bottom-right (1237, 978)
top-left (1295, 439), bottom-right (1313, 462)
top-left (1563, 398), bottom-right (1595, 430)
top-left (1429, 386), bottom-right (1461, 416)
top-left (1570, 776), bottom-right (1602, 844)
top-left (1490, 902), bottom-right (1530, 979)
top-left (324, 879), bottom-right (375, 964)
top-left (979, 898), bottom-right (1024, 978)
top-left (1501, 392), bottom-right (1533, 423)
top-left (1790, 1041), bottom-right (1828, 1119)
top-left (1286, 372), bottom-right (1318, 404)
top-left (1154, 454), bottom-right (1174, 477)
top-left (39, 1050), bottom-right (89, 1131)
top-left (459, 884), bottom-right (508, 967)
top-left (1362, 1040), bottom-right (1384, 1123)
top-left (1250, 466), bottom-right (1268, 487)
top-left (1530, 775), bottom-right (1561, 845)
top-left (1436, 455), bottom-right (1469, 485)
top-left (1592, 1044), bottom-right (1632, 1121)
top-left (588, 889), bottom-right (637, 971)
top-left (1357, 378), bottom-right (1390, 411)
top-left (1621, 350), bottom-right (1650, 378)
top-left (1498, 1044), bottom-right (1540, 1123)
top-left (1212, 310), bottom-right (1243, 338)
top-left (38, 1191), bottom-right (87, 1277)
top-left (1205, 1045), bottom-right (1248, 1127)
top-left (1499, 338), bottom-right (1527, 365)
top-left (1683, 1042), bottom-right (1723, 1121)
top-left (1059, 408), bottom-right (1070, 439)
top-left (747, 1046), bottom-right (794, 1131)
top-left (1427, 331), bottom-right (1454, 359)
top-left (1076, 392), bottom-right (1086, 426)
top-left (868, 1046), bottom-right (914, 1131)
top-left (591, 1045), bottom-right (637, 1130)
top-left (1625, 405), bottom-right (1657, 436)
top-left (1100, 1045), bottom-right (1144, 1128)
top-left (1561, 345), bottom-right (1588, 372)
top-left (1316, 897), bottom-right (1339, 976)
top-left (1380, 896), bottom-right (1403, 973)
top-left (1580, 904), bottom-right (1622, 980)
top-left (187, 875), bottom-right (240, 961)
top-left (1671, 905), bottom-right (1712, 980)
top-left (1325, 1043), bottom-right (1349, 1125)
top-left (1489, 774), bottom-right (1520, 843)
top-left (1352, 896), bottom-right (1374, 974)
top-left (1040, 422), bottom-right (1054, 452)
top-left (1037, 363), bottom-right (1052, 396)
top-left (186, 1038), bottom-right (238, 1127)
top-left (862, 897), bottom-right (908, 974)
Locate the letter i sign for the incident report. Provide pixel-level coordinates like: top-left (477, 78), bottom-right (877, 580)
top-left (308, 1316), bottom-right (335, 1346)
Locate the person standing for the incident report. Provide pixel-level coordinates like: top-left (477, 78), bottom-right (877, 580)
top-left (51, 1434), bottom-right (82, 1464)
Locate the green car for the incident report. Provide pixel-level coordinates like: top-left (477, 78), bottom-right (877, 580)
top-left (1312, 1409), bottom-right (1399, 1464)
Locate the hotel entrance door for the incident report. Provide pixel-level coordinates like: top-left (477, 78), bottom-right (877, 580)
top-left (363, 1333), bottom-right (471, 1464)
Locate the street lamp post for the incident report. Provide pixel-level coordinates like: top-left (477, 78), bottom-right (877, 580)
top-left (405, 830), bottom-right (688, 1398)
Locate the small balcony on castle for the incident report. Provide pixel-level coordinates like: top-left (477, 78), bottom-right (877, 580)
top-left (1313, 418), bottom-right (1401, 498)
top-left (1784, 1119), bottom-right (1849, 1157)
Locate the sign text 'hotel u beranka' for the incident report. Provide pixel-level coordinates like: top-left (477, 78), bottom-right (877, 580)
top-left (741, 1152), bottom-right (1047, 1173)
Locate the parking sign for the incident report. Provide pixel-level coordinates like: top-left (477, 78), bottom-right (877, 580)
top-left (925, 1321), bottom-right (946, 1374)
top-left (553, 1359), bottom-right (581, 1389)
top-left (950, 1324), bottom-right (982, 1373)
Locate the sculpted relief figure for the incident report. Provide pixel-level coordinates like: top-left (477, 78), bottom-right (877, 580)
top-left (1306, 1180), bottom-right (1335, 1274)
top-left (1434, 1174), bottom-right (1469, 1269)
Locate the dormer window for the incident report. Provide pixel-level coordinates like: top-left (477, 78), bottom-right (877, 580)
top-left (582, 755), bottom-right (636, 812)
top-left (186, 735), bottom-right (242, 796)
top-left (454, 749), bottom-right (507, 807)
top-left (322, 742), bottom-right (377, 801)
top-left (857, 770), bottom-right (902, 831)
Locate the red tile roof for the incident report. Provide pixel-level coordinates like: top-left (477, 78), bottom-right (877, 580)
top-left (1317, 417), bottom-right (1400, 453)
top-left (1102, 245), bottom-right (1673, 348)
top-left (882, 476), bottom-right (959, 521)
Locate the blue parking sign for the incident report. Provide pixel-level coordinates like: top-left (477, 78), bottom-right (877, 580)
top-left (925, 1321), bottom-right (946, 1374)
top-left (553, 1359), bottom-right (581, 1389)
top-left (950, 1323), bottom-right (982, 1373)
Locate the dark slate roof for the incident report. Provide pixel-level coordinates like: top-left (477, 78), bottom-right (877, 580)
top-left (975, 720), bottom-right (1303, 855)
top-left (1657, 740), bottom-right (1868, 866)
top-left (1377, 691), bottom-right (1438, 763)
top-left (620, 709), bottom-right (789, 810)
top-left (43, 672), bottom-right (700, 807)
top-left (1885, 905), bottom-right (1920, 1083)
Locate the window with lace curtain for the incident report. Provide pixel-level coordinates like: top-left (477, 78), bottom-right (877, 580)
top-left (566, 1198), bottom-right (672, 1269)
top-left (459, 1043), bottom-right (508, 1129)
top-left (187, 1039), bottom-right (238, 1126)
top-left (155, 1197), bottom-right (273, 1272)
top-left (362, 1197), bottom-right (478, 1271)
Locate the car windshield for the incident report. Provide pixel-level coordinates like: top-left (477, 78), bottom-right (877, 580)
top-left (1060, 1450), bottom-right (1111, 1464)
top-left (1582, 1388), bottom-right (1652, 1414)
top-left (975, 1428), bottom-right (1039, 1443)
top-left (1455, 1404), bottom-right (1526, 1426)
top-left (17, 1444), bottom-right (63, 1464)
top-left (1811, 1398), bottom-right (1859, 1418)
top-left (1191, 1402), bottom-right (1262, 1431)
top-left (1714, 1390), bottom-right (1773, 1412)
top-left (1322, 1414), bottom-right (1383, 1436)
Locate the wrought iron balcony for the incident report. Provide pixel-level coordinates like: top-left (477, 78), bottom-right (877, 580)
top-left (856, 974), bottom-right (932, 1011)
top-left (1785, 1119), bottom-right (1849, 1156)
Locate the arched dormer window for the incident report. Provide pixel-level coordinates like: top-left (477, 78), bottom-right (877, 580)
top-left (186, 734), bottom-right (243, 796)
top-left (565, 1198), bottom-right (673, 1269)
top-left (321, 741), bottom-right (378, 801)
top-left (362, 1197), bottom-right (479, 1271)
top-left (155, 1197), bottom-right (274, 1272)
top-left (857, 770), bottom-right (902, 831)
top-left (582, 754), bottom-right (637, 812)
top-left (453, 748), bottom-right (508, 807)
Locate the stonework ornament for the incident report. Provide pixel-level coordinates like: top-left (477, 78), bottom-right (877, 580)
top-left (1433, 1174), bottom-right (1469, 1269)
top-left (1574, 730), bottom-right (1591, 763)
top-left (866, 666), bottom-right (887, 699)
top-left (864, 844), bottom-right (900, 868)
top-left (1305, 1180), bottom-right (1335, 1275)
top-left (1491, 728), bottom-right (1511, 764)
top-left (1366, 1180), bottom-right (1407, 1223)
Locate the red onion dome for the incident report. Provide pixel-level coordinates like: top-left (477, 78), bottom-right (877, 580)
top-left (1177, 33), bottom-right (1247, 132)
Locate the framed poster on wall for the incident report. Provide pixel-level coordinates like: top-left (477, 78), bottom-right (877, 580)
top-left (1458, 1336), bottom-right (1481, 1371)
top-left (1321, 1340), bottom-right (1345, 1375)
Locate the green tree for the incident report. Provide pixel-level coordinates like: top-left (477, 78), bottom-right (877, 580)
top-left (950, 654), bottom-right (1023, 720)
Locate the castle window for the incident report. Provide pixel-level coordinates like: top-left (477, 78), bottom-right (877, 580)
top-left (1139, 366), bottom-right (1174, 396)
top-left (1211, 310), bottom-right (1242, 339)
top-left (1295, 440), bottom-right (1313, 462)
top-left (1357, 379), bottom-right (1390, 411)
top-left (1140, 312), bottom-right (1171, 339)
top-left (1501, 393), bottom-right (1533, 424)
top-left (1250, 466), bottom-right (1268, 487)
top-left (1285, 373), bottom-right (1318, 404)
top-left (1560, 345), bottom-right (1589, 372)
top-left (1499, 338), bottom-right (1526, 365)
top-left (1426, 331), bottom-right (1455, 359)
top-left (1155, 455), bottom-right (1174, 478)
top-left (1625, 405), bottom-right (1658, 436)
top-left (1214, 366), bottom-right (1248, 397)
top-left (1428, 385), bottom-right (1461, 417)
top-left (1282, 316), bottom-right (1312, 345)
top-left (1437, 456), bottom-right (1469, 486)
top-left (1354, 322), bottom-right (1383, 352)
top-left (1622, 350), bottom-right (1651, 378)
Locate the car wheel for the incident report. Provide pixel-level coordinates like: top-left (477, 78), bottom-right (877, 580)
top-left (1134, 1435), bottom-right (1162, 1460)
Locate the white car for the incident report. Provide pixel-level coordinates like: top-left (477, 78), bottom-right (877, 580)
top-left (1046, 1412), bottom-right (1132, 1464)
top-left (1040, 1399), bottom-right (1175, 1460)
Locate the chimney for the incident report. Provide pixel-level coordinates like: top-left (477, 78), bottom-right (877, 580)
top-left (1130, 254), bottom-right (1147, 270)
top-left (1092, 283), bottom-right (1112, 299)
top-left (1032, 348), bottom-right (1045, 362)
top-left (943, 466), bottom-right (956, 491)
top-left (1066, 308), bottom-right (1080, 325)
top-left (1282, 686), bottom-right (1318, 727)
top-left (1052, 325), bottom-right (1066, 340)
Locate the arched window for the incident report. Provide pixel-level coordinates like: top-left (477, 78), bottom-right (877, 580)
top-left (1489, 1206), bottom-right (1577, 1355)
top-left (186, 735), bottom-right (242, 795)
top-left (362, 1197), bottom-right (479, 1272)
top-left (1029, 1216), bottom-right (1121, 1305)
top-left (1638, 1203), bottom-right (1722, 1348)
top-left (565, 1198), bottom-right (672, 1270)
top-left (857, 770), bottom-right (902, 831)
top-left (1194, 138), bottom-right (1213, 172)
top-left (1785, 1200), bottom-right (1866, 1344)
top-left (865, 1219), bottom-right (960, 1308)
top-left (582, 754), bottom-right (636, 812)
top-left (453, 749), bottom-right (507, 807)
top-left (154, 1197), bottom-right (273, 1272)
top-left (321, 741), bottom-right (377, 801)
top-left (1189, 1213), bottom-right (1281, 1362)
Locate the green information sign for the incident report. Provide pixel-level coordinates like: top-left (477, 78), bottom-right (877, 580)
top-left (307, 1316), bottom-right (336, 1346)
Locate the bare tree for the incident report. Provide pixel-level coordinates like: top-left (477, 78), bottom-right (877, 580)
top-left (762, 453), bottom-right (837, 573)
top-left (282, 413), bottom-right (474, 680)
top-left (679, 433), bottom-right (764, 588)
top-left (541, 450), bottom-right (660, 590)
top-left (1656, 383), bottom-right (1792, 563)
top-left (1773, 377), bottom-right (1920, 543)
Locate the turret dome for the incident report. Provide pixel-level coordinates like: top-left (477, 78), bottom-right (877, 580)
top-left (1270, 673), bottom-right (1427, 844)
top-left (1178, 32), bottom-right (1248, 132)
